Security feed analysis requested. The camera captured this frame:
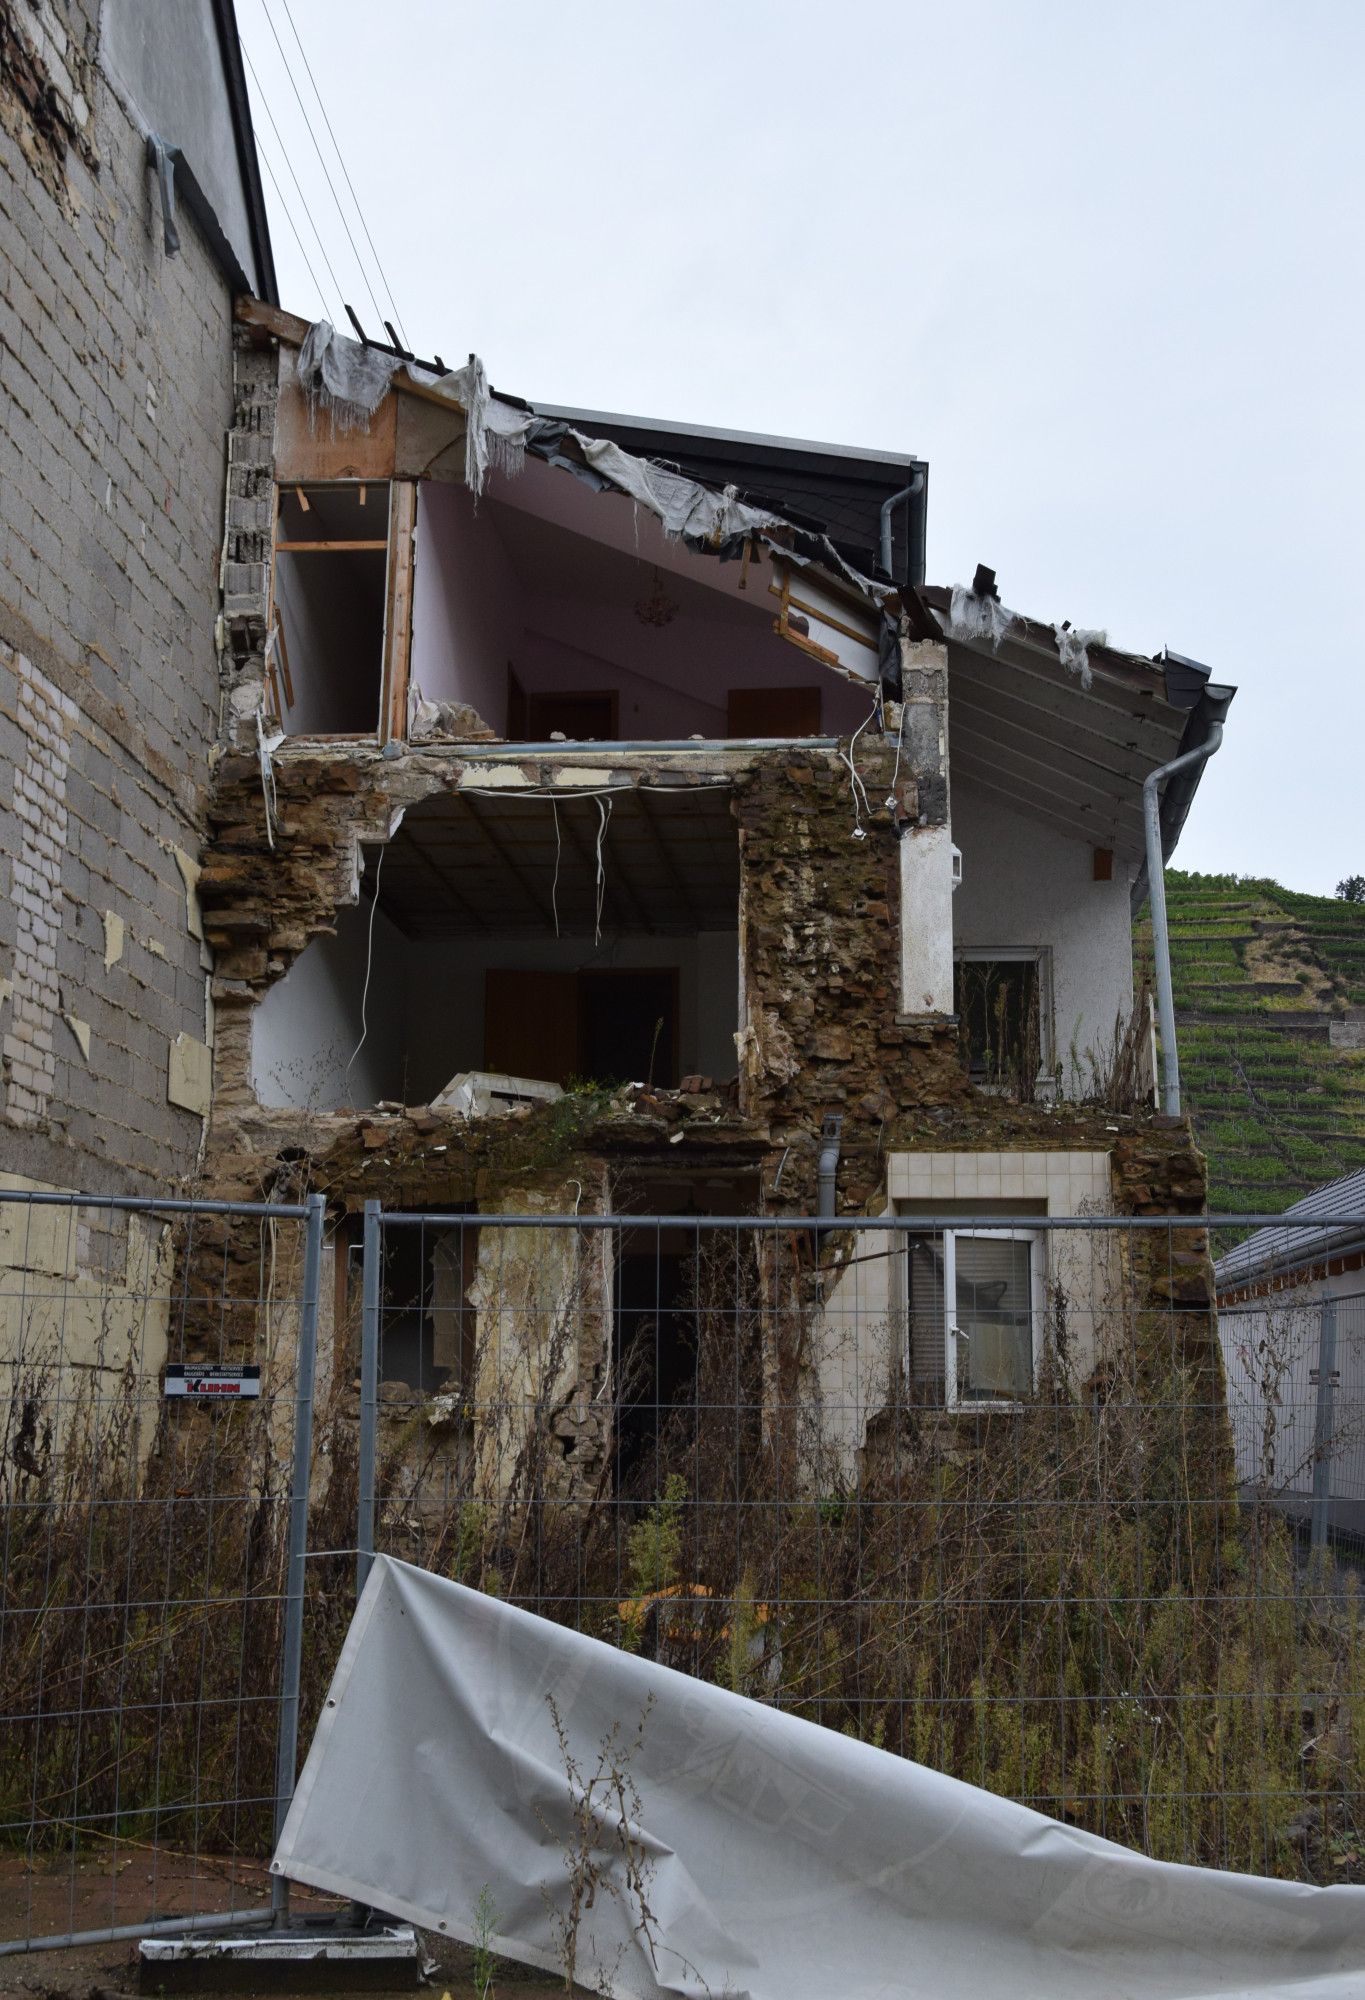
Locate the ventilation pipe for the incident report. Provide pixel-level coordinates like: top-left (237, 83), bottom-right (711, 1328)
top-left (1143, 725), bottom-right (1224, 1117)
top-left (817, 1115), bottom-right (843, 1219)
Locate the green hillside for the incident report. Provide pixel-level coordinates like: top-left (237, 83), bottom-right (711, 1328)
top-left (1136, 872), bottom-right (1365, 1214)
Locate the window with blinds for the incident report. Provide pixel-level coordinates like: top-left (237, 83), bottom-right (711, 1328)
top-left (905, 1232), bottom-right (1037, 1406)
top-left (954, 1235), bottom-right (1034, 1400)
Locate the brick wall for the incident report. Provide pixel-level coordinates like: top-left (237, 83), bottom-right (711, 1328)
top-left (0, 0), bottom-right (233, 1191)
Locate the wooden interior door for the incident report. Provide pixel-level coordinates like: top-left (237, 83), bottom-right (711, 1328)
top-left (726, 685), bottom-right (822, 737)
top-left (483, 969), bottom-right (578, 1083)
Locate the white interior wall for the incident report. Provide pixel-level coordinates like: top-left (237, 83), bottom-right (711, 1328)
top-left (409, 461), bottom-right (874, 741)
top-left (411, 481), bottom-right (521, 730)
top-left (251, 902), bottom-right (410, 1109)
top-left (951, 783), bottom-right (1136, 1093)
top-left (274, 552), bottom-right (384, 735)
top-left (515, 603), bottom-right (872, 739)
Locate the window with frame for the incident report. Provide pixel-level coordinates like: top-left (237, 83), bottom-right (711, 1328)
top-left (953, 951), bottom-right (1050, 1098)
top-left (905, 1228), bottom-right (1041, 1407)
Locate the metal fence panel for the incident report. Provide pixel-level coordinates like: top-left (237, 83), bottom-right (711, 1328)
top-left (354, 1207), bottom-right (1365, 1886)
top-left (7, 1195), bottom-right (1362, 1962)
top-left (0, 1190), bottom-right (322, 1955)
top-left (1222, 1289), bottom-right (1365, 1541)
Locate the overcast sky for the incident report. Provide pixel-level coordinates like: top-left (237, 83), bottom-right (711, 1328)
top-left (235, 0), bottom-right (1364, 895)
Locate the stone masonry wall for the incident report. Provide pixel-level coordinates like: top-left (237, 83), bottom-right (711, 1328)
top-left (0, 0), bottom-right (233, 1191)
top-left (734, 746), bottom-right (969, 1210)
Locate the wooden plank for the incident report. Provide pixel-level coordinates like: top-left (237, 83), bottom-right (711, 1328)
top-left (950, 749), bottom-right (1140, 855)
top-left (768, 577), bottom-right (879, 651)
top-left (394, 392), bottom-right (465, 480)
top-left (234, 296), bottom-right (312, 345)
top-left (950, 700), bottom-right (1153, 804)
top-left (274, 353), bottom-right (399, 482)
top-left (381, 481), bottom-right (417, 744)
top-left (950, 649), bottom-right (1183, 764)
top-left (950, 656), bottom-right (1172, 785)
top-left (949, 717), bottom-right (1145, 838)
top-left (272, 613), bottom-right (295, 708)
top-left (274, 539), bottom-right (390, 553)
top-left (772, 614), bottom-right (842, 672)
top-left (950, 627), bottom-right (1174, 726)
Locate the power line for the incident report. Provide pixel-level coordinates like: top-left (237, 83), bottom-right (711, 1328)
top-left (254, 133), bottom-right (336, 324)
top-left (257, 0), bottom-right (402, 345)
top-left (275, 0), bottom-right (410, 348)
top-left (241, 42), bottom-right (347, 323)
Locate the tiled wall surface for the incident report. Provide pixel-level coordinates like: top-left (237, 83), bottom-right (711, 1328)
top-left (887, 1148), bottom-right (1113, 1213)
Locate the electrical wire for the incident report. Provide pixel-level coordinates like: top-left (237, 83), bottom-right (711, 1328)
top-left (345, 843), bottom-right (385, 1104)
top-left (889, 690), bottom-right (907, 801)
top-left (841, 692), bottom-right (880, 839)
top-left (242, 47), bottom-right (347, 322)
top-left (593, 796), bottom-right (613, 946)
top-left (274, 0), bottom-right (410, 348)
top-left (253, 137), bottom-right (336, 325)
top-left (257, 0), bottom-right (397, 341)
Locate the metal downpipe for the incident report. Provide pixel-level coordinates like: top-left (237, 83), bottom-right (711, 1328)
top-left (1142, 724), bottom-right (1223, 1117)
top-left (878, 475), bottom-right (925, 582)
top-left (817, 1115), bottom-right (843, 1219)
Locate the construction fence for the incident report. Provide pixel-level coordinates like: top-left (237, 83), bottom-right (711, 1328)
top-left (2, 1192), bottom-right (1363, 1955)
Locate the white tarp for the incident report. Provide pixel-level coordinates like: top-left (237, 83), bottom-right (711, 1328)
top-left (274, 1556), bottom-right (1365, 2000)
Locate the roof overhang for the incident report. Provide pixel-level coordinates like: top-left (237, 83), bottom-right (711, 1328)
top-left (920, 586), bottom-right (1235, 887)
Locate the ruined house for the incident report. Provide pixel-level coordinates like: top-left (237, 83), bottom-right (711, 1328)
top-left (196, 303), bottom-right (1236, 1495)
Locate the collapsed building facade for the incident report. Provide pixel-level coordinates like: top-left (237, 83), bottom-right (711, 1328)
top-left (190, 301), bottom-right (1236, 1496)
top-left (0, 2), bottom-right (1233, 1513)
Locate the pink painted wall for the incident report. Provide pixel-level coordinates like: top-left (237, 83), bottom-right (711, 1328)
top-left (408, 456), bottom-right (877, 741)
top-left (411, 481), bottom-right (520, 733)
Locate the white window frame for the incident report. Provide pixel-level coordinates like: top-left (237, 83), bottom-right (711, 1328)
top-left (952, 946), bottom-right (1055, 1090)
top-left (943, 1226), bottom-right (1045, 1411)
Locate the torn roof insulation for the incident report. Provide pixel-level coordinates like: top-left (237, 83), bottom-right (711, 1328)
top-left (276, 313), bottom-right (1235, 868)
top-left (331, 306), bottom-right (927, 585)
top-left (530, 402), bottom-right (928, 591)
top-left (295, 322), bottom-right (931, 696)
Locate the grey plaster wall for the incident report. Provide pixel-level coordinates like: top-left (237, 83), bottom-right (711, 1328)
top-left (0, 0), bottom-right (235, 1193)
top-left (101, 0), bottom-right (262, 293)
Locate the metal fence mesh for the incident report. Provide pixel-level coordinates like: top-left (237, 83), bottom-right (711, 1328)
top-left (358, 1209), bottom-right (1365, 1886)
top-left (0, 1192), bottom-right (320, 1952)
top-left (3, 1196), bottom-right (1362, 1960)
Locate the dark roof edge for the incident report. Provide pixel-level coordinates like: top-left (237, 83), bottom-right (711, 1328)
top-left (164, 145), bottom-right (250, 295)
top-left (209, 0), bottom-right (277, 303)
top-left (532, 402), bottom-right (924, 476)
top-left (1216, 1226), bottom-right (1365, 1291)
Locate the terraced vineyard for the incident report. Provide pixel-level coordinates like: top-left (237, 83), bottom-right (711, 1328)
top-left (1135, 873), bottom-right (1365, 1214)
